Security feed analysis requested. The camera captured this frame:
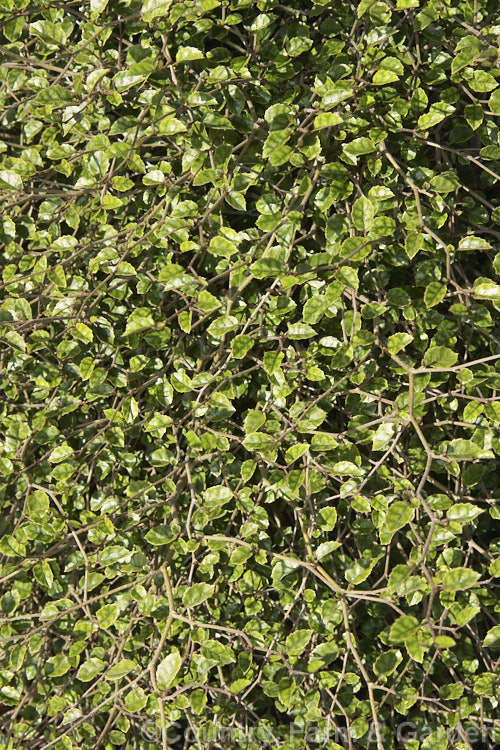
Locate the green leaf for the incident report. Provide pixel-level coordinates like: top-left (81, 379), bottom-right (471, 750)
top-left (141, 0), bottom-right (173, 22)
top-left (311, 433), bottom-right (338, 451)
top-left (389, 616), bottom-right (420, 643)
top-left (343, 137), bottom-right (376, 157)
top-left (285, 629), bottom-right (313, 655)
top-left (244, 409), bottom-right (266, 433)
top-left (373, 68), bottom-right (399, 85)
top-left (230, 678), bottom-right (252, 693)
top-left (158, 116), bottom-right (187, 135)
top-left (457, 236), bottom-right (491, 251)
top-left (287, 323), bottom-right (316, 339)
top-left (145, 525), bottom-right (177, 545)
top-left (264, 103), bottom-right (293, 129)
top-left (318, 507), bottom-right (337, 531)
top-left (284, 443), bottom-right (309, 464)
top-left (308, 642), bottom-right (339, 673)
top-left (124, 688), bottom-right (148, 712)
top-left (303, 296), bottom-right (327, 324)
top-left (446, 503), bottom-right (484, 524)
top-left (96, 603), bottom-right (119, 629)
top-left (473, 281), bottom-right (500, 302)
top-left (0, 535), bottom-right (26, 557)
top-left (0, 170), bottom-right (23, 191)
top-left (345, 556), bottom-right (379, 585)
top-left (197, 290), bottom-right (221, 313)
top-left (380, 502), bottom-right (415, 544)
top-left (158, 264), bottom-right (193, 289)
top-left (143, 169), bottom-right (166, 185)
top-left (489, 558), bottom-right (500, 578)
top-left (231, 335), bottom-right (254, 359)
top-left (388, 332), bottom-right (414, 354)
top-left (242, 432), bottom-right (274, 452)
top-left (207, 315), bottom-right (239, 338)
top-left (201, 639), bottom-right (235, 665)
top-left (331, 461), bottom-right (362, 476)
top-left (424, 281), bottom-right (446, 308)
top-left (417, 103), bottom-right (455, 130)
top-left (446, 439), bottom-right (494, 460)
top-left (440, 567), bottom-right (481, 591)
top-left (464, 104), bottom-right (483, 130)
top-left (46, 653), bottom-right (71, 677)
top-left (91, 0), bottom-right (109, 12)
top-left (49, 443), bottom-right (74, 463)
top-left (203, 485), bottom-right (233, 506)
top-left (178, 310), bottom-right (192, 333)
top-left (176, 46), bottom-right (204, 62)
top-left (373, 56), bottom-right (403, 85)
top-left (79, 356), bottom-right (95, 381)
top-left (315, 541), bottom-right (340, 561)
top-left (465, 404), bottom-right (487, 425)
top-left (263, 351), bottom-right (283, 375)
top-left (405, 231), bottom-right (424, 259)
top-left (249, 257), bottom-right (284, 278)
top-left (208, 236), bottom-right (237, 257)
top-left (240, 460), bottom-right (256, 483)
top-left (373, 650), bottom-right (402, 677)
top-left (483, 624), bottom-right (500, 649)
top-left (72, 322), bottom-right (93, 343)
top-left (3, 330), bottom-right (26, 352)
top-left (114, 70), bottom-right (150, 92)
top-left (170, 370), bottom-right (193, 393)
top-left (77, 658), bottom-right (107, 682)
top-left (33, 559), bottom-right (54, 589)
top-left (107, 659), bottom-right (137, 680)
top-left (123, 308), bottom-right (155, 336)
top-left (430, 170), bottom-right (460, 194)
top-left (99, 546), bottom-right (133, 565)
top-left (351, 196), bottom-right (374, 232)
top-left (489, 88), bottom-right (500, 115)
top-left (321, 82), bottom-right (353, 109)
top-left (230, 546), bottom-right (252, 565)
top-left (182, 583), bottom-right (214, 608)
top-left (469, 70), bottom-right (497, 92)
top-left (336, 266), bottom-right (359, 291)
top-left (226, 191), bottom-right (246, 210)
top-left (440, 683), bottom-right (463, 700)
top-left (474, 672), bottom-right (496, 696)
top-left (372, 421), bottom-right (398, 451)
top-left (422, 346), bottom-right (458, 368)
top-left (314, 112), bottom-right (343, 130)
top-left (285, 36), bottom-right (313, 57)
top-left (389, 565), bottom-right (426, 596)
top-left (156, 651), bottom-right (182, 690)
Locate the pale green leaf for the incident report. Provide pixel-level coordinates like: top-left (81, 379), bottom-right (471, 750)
top-left (156, 651), bottom-right (182, 690)
top-left (182, 583), bottom-right (214, 608)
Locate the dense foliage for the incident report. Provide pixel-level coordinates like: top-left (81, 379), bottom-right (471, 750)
top-left (0, 0), bottom-right (499, 748)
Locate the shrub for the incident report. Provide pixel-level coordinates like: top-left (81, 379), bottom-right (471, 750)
top-left (0, 0), bottom-right (499, 748)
